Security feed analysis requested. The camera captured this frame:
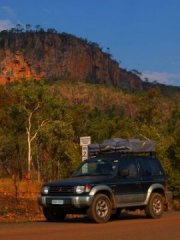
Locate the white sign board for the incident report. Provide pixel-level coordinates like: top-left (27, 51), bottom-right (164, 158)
top-left (80, 136), bottom-right (91, 161)
top-left (80, 136), bottom-right (91, 146)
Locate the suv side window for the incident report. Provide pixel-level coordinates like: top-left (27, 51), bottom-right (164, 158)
top-left (118, 158), bottom-right (138, 178)
top-left (139, 157), bottom-right (163, 176)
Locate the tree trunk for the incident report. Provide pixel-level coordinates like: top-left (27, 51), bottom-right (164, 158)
top-left (27, 129), bottom-right (32, 179)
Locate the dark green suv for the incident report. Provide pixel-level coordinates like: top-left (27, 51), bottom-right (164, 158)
top-left (38, 139), bottom-right (172, 223)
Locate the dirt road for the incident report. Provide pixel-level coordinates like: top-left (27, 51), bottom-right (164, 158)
top-left (0, 212), bottom-right (179, 240)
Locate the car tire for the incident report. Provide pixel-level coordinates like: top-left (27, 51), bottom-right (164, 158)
top-left (43, 207), bottom-right (66, 222)
top-left (145, 193), bottom-right (164, 218)
top-left (87, 194), bottom-right (112, 223)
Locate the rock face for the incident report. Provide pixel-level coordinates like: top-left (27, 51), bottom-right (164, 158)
top-left (0, 31), bottom-right (144, 91)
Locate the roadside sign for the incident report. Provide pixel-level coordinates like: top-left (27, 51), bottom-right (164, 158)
top-left (80, 136), bottom-right (91, 146)
top-left (82, 145), bottom-right (88, 161)
top-left (80, 136), bottom-right (91, 161)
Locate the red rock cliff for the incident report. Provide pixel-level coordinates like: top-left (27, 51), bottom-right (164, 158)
top-left (0, 31), bottom-right (144, 91)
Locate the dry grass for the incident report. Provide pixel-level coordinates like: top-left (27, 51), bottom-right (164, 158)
top-left (0, 178), bottom-right (41, 197)
top-left (0, 178), bottom-right (44, 223)
top-left (172, 199), bottom-right (180, 211)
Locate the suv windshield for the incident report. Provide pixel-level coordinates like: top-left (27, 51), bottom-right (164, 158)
top-left (73, 158), bottom-right (119, 177)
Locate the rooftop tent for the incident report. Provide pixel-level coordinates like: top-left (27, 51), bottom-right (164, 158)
top-left (88, 138), bottom-right (155, 156)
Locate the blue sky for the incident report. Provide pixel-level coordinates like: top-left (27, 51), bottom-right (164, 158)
top-left (0, 0), bottom-right (180, 86)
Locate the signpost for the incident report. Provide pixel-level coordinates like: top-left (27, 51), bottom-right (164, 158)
top-left (80, 136), bottom-right (91, 161)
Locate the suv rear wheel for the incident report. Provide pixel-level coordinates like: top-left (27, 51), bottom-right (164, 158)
top-left (87, 194), bottom-right (112, 223)
top-left (43, 207), bottom-right (66, 222)
top-left (145, 193), bottom-right (164, 218)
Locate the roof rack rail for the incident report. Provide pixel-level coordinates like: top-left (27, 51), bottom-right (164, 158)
top-left (88, 138), bottom-right (156, 157)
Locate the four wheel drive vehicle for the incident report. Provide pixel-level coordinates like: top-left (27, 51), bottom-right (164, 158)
top-left (38, 138), bottom-right (172, 223)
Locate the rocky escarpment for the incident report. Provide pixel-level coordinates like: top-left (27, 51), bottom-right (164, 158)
top-left (0, 31), bottom-right (144, 91)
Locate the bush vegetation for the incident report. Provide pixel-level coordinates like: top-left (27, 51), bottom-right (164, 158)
top-left (0, 79), bottom-right (179, 198)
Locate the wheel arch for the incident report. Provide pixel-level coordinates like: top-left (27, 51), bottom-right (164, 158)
top-left (145, 183), bottom-right (165, 205)
top-left (89, 185), bottom-right (116, 209)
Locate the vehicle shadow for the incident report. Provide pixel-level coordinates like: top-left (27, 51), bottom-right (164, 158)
top-left (38, 211), bottom-right (147, 224)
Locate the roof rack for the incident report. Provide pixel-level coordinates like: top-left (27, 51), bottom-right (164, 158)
top-left (88, 138), bottom-right (156, 157)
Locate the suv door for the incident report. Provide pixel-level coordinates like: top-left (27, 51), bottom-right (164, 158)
top-left (116, 157), bottom-right (144, 206)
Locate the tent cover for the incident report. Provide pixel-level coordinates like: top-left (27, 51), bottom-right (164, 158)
top-left (88, 138), bottom-right (155, 155)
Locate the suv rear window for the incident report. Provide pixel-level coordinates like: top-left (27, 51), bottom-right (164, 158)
top-left (139, 157), bottom-right (164, 177)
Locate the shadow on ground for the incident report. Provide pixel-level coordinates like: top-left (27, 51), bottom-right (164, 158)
top-left (39, 211), bottom-right (147, 224)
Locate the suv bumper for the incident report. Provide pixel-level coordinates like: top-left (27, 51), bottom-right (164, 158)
top-left (38, 195), bottom-right (93, 208)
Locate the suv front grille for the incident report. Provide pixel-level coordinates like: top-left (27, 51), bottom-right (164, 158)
top-left (49, 186), bottom-right (74, 195)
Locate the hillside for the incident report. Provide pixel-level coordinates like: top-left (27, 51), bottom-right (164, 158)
top-left (0, 80), bottom-right (179, 197)
top-left (0, 30), bottom-right (148, 91)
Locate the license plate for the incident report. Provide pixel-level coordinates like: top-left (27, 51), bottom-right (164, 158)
top-left (51, 199), bottom-right (64, 205)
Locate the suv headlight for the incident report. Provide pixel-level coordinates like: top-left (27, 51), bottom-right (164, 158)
top-left (41, 186), bottom-right (49, 195)
top-left (75, 185), bottom-right (91, 194)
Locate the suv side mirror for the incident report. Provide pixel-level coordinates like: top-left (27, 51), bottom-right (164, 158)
top-left (118, 168), bottom-right (129, 178)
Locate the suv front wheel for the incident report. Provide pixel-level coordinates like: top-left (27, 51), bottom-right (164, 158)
top-left (87, 194), bottom-right (112, 223)
top-left (145, 193), bottom-right (164, 218)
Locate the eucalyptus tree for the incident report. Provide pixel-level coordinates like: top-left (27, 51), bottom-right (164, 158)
top-left (1, 79), bottom-right (81, 180)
